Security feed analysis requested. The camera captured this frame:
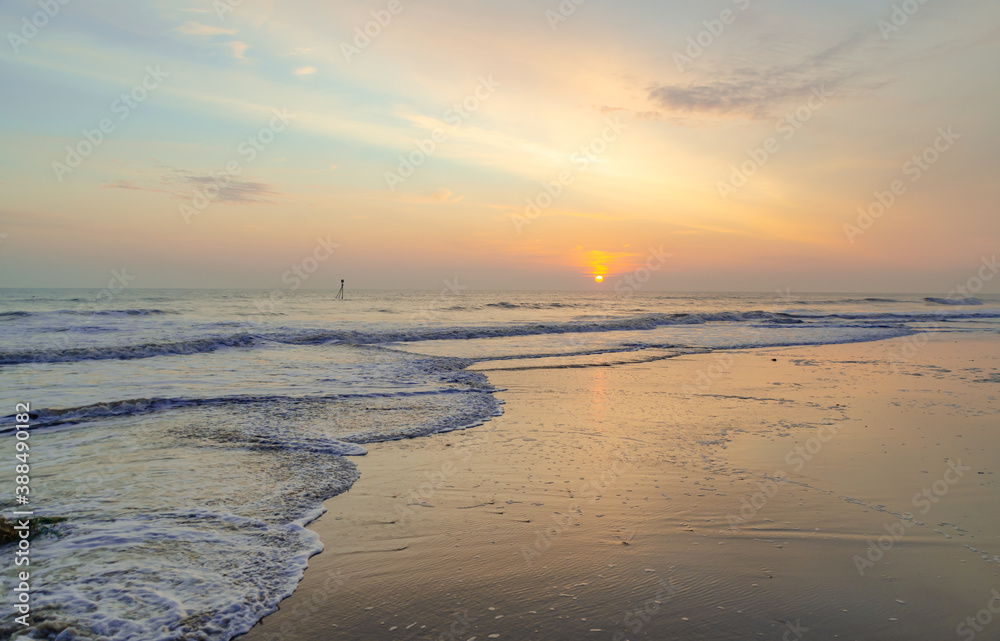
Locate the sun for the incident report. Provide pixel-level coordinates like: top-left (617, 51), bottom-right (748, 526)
top-left (594, 275), bottom-right (604, 282)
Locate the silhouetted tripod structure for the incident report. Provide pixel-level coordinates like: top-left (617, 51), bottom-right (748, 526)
top-left (335, 279), bottom-right (344, 300)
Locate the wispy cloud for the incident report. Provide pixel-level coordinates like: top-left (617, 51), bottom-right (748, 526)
top-left (176, 21), bottom-right (236, 36)
top-left (648, 32), bottom-right (874, 118)
top-left (647, 12), bottom-right (997, 121)
top-left (392, 188), bottom-right (464, 204)
top-left (104, 169), bottom-right (282, 205)
top-left (184, 176), bottom-right (279, 204)
top-left (230, 41), bottom-right (250, 60)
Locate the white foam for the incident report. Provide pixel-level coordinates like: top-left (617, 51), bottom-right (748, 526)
top-left (0, 414), bottom-right (358, 640)
top-left (925, 296), bottom-right (983, 306)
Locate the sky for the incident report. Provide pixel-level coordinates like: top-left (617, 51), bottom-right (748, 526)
top-left (0, 0), bottom-right (998, 292)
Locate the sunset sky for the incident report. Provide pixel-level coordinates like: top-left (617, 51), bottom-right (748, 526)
top-left (1, 0), bottom-right (997, 291)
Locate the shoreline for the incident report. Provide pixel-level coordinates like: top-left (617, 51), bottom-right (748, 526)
top-left (240, 333), bottom-right (1000, 640)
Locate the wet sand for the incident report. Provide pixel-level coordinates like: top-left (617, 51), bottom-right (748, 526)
top-left (240, 333), bottom-right (1000, 641)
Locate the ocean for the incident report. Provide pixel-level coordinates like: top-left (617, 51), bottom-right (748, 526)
top-left (2, 288), bottom-right (999, 640)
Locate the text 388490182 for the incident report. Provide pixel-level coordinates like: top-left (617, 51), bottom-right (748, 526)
top-left (11, 402), bottom-right (34, 627)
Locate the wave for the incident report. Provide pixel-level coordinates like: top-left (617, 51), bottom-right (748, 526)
top-left (795, 310), bottom-right (998, 321)
top-left (275, 309), bottom-right (1000, 344)
top-left (5, 387), bottom-right (494, 431)
top-left (787, 297), bottom-right (904, 305)
top-left (484, 301), bottom-right (579, 310)
top-left (6, 309), bottom-right (1000, 366)
top-left (925, 297), bottom-right (983, 306)
top-left (281, 310), bottom-right (805, 346)
top-left (0, 308), bottom-right (179, 319)
top-left (464, 325), bottom-right (916, 369)
top-left (0, 406), bottom-right (364, 641)
top-left (0, 334), bottom-right (258, 365)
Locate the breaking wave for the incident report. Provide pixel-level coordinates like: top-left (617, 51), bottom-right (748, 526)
top-left (925, 297), bottom-right (983, 306)
top-left (6, 309), bottom-right (1000, 365)
top-left (0, 308), bottom-right (179, 318)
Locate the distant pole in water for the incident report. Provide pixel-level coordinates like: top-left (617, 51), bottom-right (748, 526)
top-left (336, 279), bottom-right (345, 300)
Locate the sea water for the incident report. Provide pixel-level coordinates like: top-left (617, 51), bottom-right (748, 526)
top-left (1, 288), bottom-right (998, 639)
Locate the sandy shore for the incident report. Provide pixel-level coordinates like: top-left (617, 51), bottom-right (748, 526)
top-left (240, 333), bottom-right (1000, 641)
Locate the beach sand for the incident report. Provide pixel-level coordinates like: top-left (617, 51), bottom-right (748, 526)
top-left (239, 333), bottom-right (1000, 641)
